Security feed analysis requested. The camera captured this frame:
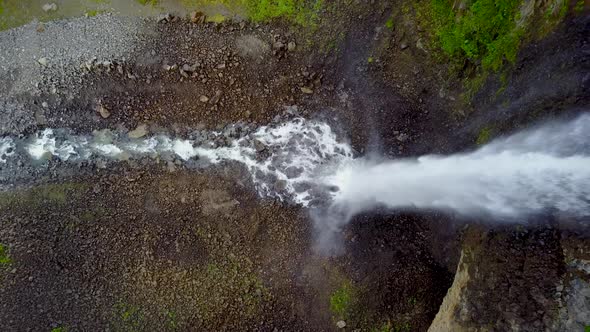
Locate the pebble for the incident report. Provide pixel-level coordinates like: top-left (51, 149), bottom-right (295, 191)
top-left (287, 41), bottom-right (296, 52)
top-left (199, 95), bottom-right (209, 103)
top-left (336, 320), bottom-right (346, 329)
top-left (42, 3), bottom-right (57, 12)
top-left (300, 87), bottom-right (313, 94)
top-left (97, 104), bottom-right (110, 119)
top-left (38, 57), bottom-right (48, 66)
top-left (128, 124), bottom-right (148, 139)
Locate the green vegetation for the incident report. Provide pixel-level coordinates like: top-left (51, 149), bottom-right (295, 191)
top-left (181, 0), bottom-right (323, 26)
top-left (418, 0), bottom-right (524, 97)
top-left (0, 243), bottom-right (11, 266)
top-left (372, 321), bottom-right (412, 332)
top-left (112, 301), bottom-right (145, 331)
top-left (385, 15), bottom-right (394, 29)
top-left (585, 325), bottom-right (590, 332)
top-left (574, 0), bottom-right (585, 13)
top-left (330, 280), bottom-right (354, 319)
top-left (136, 0), bottom-right (159, 6)
top-left (165, 310), bottom-right (178, 330)
top-left (51, 327), bottom-right (68, 332)
top-left (0, 183), bottom-right (87, 211)
top-left (476, 126), bottom-right (493, 145)
top-left (431, 0), bottom-right (522, 72)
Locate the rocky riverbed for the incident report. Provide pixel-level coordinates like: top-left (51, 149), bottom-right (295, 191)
top-left (0, 1), bottom-right (589, 331)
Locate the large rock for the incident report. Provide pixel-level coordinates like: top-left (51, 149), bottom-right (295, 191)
top-left (429, 226), bottom-right (577, 332)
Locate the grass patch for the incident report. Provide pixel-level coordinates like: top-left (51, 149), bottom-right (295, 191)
top-left (51, 327), bottom-right (68, 332)
top-left (0, 183), bottom-right (87, 211)
top-left (0, 243), bottom-right (11, 266)
top-left (385, 15), bottom-right (394, 29)
top-left (574, 0), bottom-right (585, 13)
top-left (112, 301), bottom-right (146, 331)
top-left (136, 0), bottom-right (159, 6)
top-left (181, 0), bottom-right (323, 26)
top-left (417, 0), bottom-right (524, 98)
top-left (476, 126), bottom-right (493, 145)
top-left (330, 280), bottom-right (354, 319)
top-left (372, 321), bottom-right (412, 332)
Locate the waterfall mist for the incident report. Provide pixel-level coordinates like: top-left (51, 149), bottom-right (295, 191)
top-left (313, 113), bottom-right (590, 251)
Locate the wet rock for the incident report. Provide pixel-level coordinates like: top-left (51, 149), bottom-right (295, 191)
top-left (293, 182), bottom-right (311, 193)
top-left (253, 139), bottom-right (266, 152)
top-left (42, 3), bottom-right (57, 12)
top-left (97, 104), bottom-right (110, 119)
top-left (285, 166), bottom-right (303, 179)
top-left (128, 124), bottom-right (148, 139)
top-left (274, 180), bottom-right (287, 192)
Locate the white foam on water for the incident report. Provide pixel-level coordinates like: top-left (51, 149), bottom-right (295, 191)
top-left (7, 118), bottom-right (353, 205)
top-left (311, 113), bottom-right (590, 251)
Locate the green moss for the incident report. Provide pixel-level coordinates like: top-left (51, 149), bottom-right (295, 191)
top-left (574, 0), bottom-right (585, 13)
top-left (417, 0), bottom-right (525, 98)
top-left (165, 310), bottom-right (178, 330)
top-left (0, 183), bottom-right (87, 211)
top-left (0, 243), bottom-right (11, 266)
top-left (330, 280), bottom-right (354, 319)
top-left (367, 56), bottom-right (374, 63)
top-left (136, 0), bottom-right (158, 6)
top-left (112, 301), bottom-right (146, 331)
top-left (181, 0), bottom-right (322, 26)
top-left (385, 15), bottom-right (394, 29)
top-left (50, 327), bottom-right (67, 332)
top-left (476, 126), bottom-right (493, 145)
top-left (372, 321), bottom-right (412, 332)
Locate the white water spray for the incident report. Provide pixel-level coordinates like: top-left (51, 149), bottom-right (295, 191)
top-left (313, 113), bottom-right (590, 249)
top-left (1, 112), bottom-right (588, 241)
top-left (0, 117), bottom-right (353, 204)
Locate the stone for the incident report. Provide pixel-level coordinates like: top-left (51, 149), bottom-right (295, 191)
top-left (253, 139), bottom-right (266, 152)
top-left (400, 42), bottom-right (409, 50)
top-left (285, 166), bottom-right (303, 179)
top-left (97, 104), bottom-right (110, 119)
top-left (199, 95), bottom-right (209, 103)
top-left (157, 13), bottom-right (172, 23)
top-left (210, 90), bottom-right (223, 104)
top-left (273, 41), bottom-right (285, 50)
top-left (336, 320), bottom-right (346, 329)
top-left (128, 124), bottom-right (148, 139)
top-left (182, 64), bottom-right (195, 73)
top-left (42, 3), bottom-right (57, 12)
top-left (190, 11), bottom-right (206, 24)
top-left (300, 87), bottom-right (313, 94)
top-left (287, 41), bottom-right (296, 51)
top-left (38, 57), bottom-right (48, 66)
top-left (274, 180), bottom-right (287, 191)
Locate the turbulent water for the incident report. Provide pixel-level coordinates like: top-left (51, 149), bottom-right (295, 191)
top-left (0, 117), bottom-right (353, 204)
top-left (312, 113), bottom-right (590, 249)
top-left (1, 112), bottom-right (589, 245)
